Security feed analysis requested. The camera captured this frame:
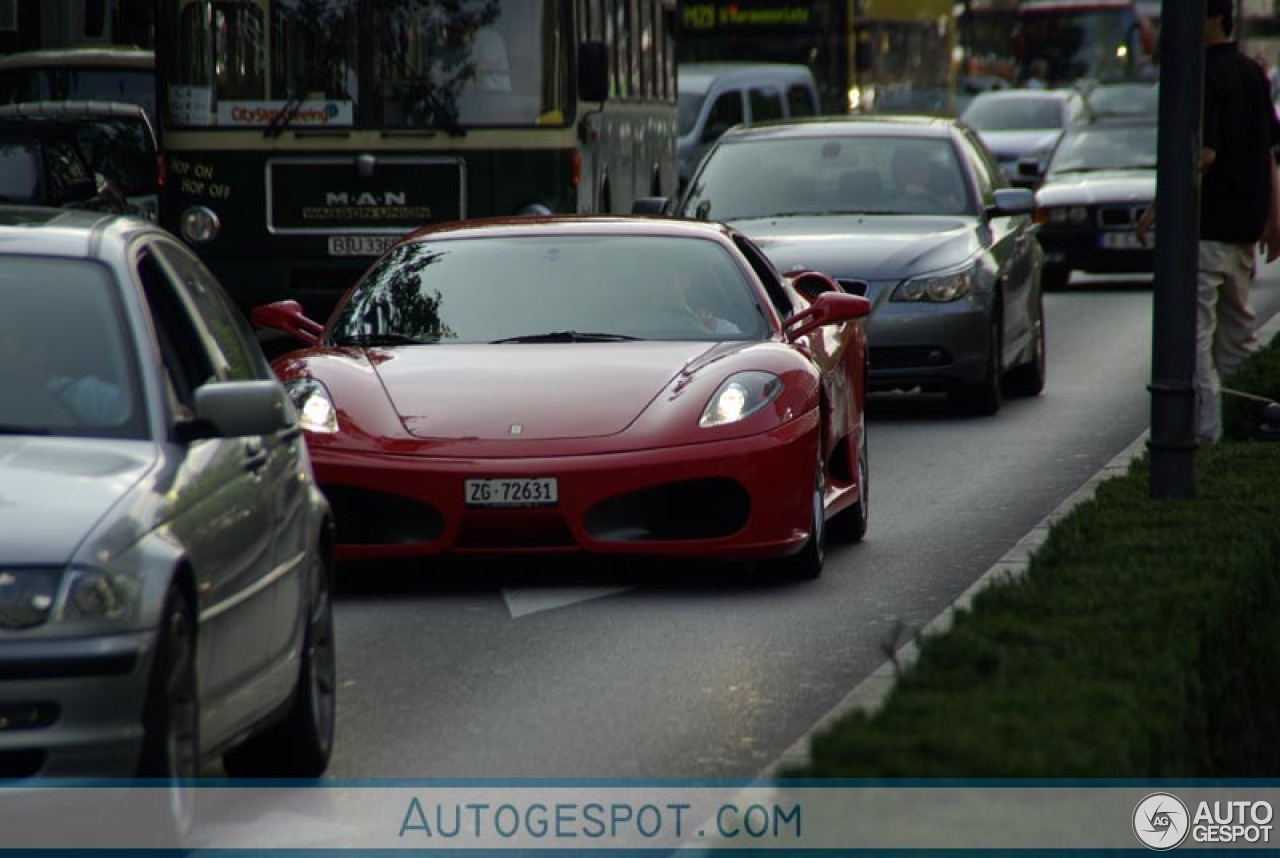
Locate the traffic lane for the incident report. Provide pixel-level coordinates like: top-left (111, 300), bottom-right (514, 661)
top-left (322, 276), bottom-right (1280, 779)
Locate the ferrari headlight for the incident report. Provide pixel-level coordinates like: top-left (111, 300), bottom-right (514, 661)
top-left (0, 567), bottom-right (130, 630)
top-left (894, 267), bottom-right (974, 303)
top-left (699, 372), bottom-right (783, 428)
top-left (285, 378), bottom-right (339, 434)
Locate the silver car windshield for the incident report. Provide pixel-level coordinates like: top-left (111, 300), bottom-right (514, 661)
top-left (681, 136), bottom-right (971, 220)
top-left (332, 234), bottom-right (771, 344)
top-left (0, 258), bottom-right (146, 440)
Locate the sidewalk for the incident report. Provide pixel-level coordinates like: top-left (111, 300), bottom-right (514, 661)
top-left (760, 306), bottom-right (1280, 779)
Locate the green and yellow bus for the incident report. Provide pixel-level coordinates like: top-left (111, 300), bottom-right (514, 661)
top-left (156, 0), bottom-right (679, 320)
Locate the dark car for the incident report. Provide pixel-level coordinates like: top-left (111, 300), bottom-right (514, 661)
top-left (0, 101), bottom-right (159, 219)
top-left (1032, 117), bottom-right (1157, 289)
top-left (0, 207), bottom-right (335, 836)
top-left (660, 115), bottom-right (1046, 416)
top-left (960, 88), bottom-right (1091, 188)
top-left (0, 117), bottom-right (129, 212)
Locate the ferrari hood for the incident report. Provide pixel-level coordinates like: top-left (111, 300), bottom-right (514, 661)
top-left (0, 437), bottom-right (153, 564)
top-left (373, 342), bottom-right (719, 440)
top-left (731, 214), bottom-right (976, 287)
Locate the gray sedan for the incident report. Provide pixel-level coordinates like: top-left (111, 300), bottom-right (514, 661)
top-left (0, 208), bottom-right (335, 828)
top-left (663, 116), bottom-right (1046, 415)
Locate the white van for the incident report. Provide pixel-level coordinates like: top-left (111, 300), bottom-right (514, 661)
top-left (677, 63), bottom-right (820, 188)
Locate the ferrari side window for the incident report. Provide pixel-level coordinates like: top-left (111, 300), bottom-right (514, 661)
top-left (732, 234), bottom-right (792, 319)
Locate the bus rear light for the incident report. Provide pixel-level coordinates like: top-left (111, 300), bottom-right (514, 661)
top-left (571, 153), bottom-right (581, 187)
top-left (156, 153), bottom-right (165, 189)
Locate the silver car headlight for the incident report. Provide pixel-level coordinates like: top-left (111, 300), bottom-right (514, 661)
top-left (699, 372), bottom-right (783, 428)
top-left (0, 567), bottom-right (130, 631)
top-left (893, 266), bottom-right (975, 303)
top-left (285, 378), bottom-right (339, 434)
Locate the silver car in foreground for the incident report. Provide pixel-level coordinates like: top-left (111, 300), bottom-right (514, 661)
top-left (0, 208), bottom-right (335, 824)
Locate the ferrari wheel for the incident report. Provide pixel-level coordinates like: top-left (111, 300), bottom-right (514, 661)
top-left (829, 423), bottom-right (869, 543)
top-left (765, 446), bottom-right (826, 581)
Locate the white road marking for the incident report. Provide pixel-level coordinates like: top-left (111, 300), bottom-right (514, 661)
top-left (501, 586), bottom-right (630, 618)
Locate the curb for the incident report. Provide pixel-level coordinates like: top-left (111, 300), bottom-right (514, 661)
top-left (759, 307), bottom-right (1280, 779)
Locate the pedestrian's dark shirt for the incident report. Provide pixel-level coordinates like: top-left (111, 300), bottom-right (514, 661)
top-left (1201, 41), bottom-right (1280, 243)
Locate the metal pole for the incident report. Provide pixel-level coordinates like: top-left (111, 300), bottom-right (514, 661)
top-left (1148, 0), bottom-right (1205, 499)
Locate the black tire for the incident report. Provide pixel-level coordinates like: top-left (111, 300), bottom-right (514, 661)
top-left (1005, 307), bottom-right (1047, 398)
top-left (828, 423), bottom-right (869, 543)
top-left (1042, 265), bottom-right (1070, 290)
top-left (763, 444), bottom-right (826, 580)
top-left (137, 582), bottom-right (199, 843)
top-left (223, 549), bottom-right (336, 778)
top-left (948, 314), bottom-right (1003, 416)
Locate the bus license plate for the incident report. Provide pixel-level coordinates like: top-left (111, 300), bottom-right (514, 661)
top-left (328, 235), bottom-right (398, 256)
top-left (1100, 231), bottom-right (1145, 250)
top-left (465, 478), bottom-right (559, 508)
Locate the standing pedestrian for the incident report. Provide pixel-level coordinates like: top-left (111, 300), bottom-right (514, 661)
top-left (1136, 0), bottom-right (1280, 445)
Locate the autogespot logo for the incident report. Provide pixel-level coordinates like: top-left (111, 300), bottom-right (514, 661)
top-left (1134, 793), bottom-right (1191, 850)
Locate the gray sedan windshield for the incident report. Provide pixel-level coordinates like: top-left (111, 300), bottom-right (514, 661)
top-left (681, 136), bottom-right (971, 220)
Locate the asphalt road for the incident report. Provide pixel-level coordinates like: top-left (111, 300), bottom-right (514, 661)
top-left (320, 265), bottom-right (1280, 780)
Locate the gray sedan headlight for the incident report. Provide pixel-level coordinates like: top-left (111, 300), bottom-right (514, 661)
top-left (0, 567), bottom-right (129, 631)
top-left (893, 267), bottom-right (974, 303)
top-left (285, 378), bottom-right (339, 434)
top-left (700, 372), bottom-right (783, 428)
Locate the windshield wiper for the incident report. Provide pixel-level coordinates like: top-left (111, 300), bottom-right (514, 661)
top-left (490, 331), bottom-right (641, 344)
top-left (337, 332), bottom-right (434, 347)
top-left (263, 95), bottom-right (304, 139)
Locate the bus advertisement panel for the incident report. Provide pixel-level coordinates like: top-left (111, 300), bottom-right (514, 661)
top-left (157, 0), bottom-right (678, 321)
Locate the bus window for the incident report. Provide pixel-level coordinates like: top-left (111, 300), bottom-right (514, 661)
top-left (375, 2), bottom-right (565, 128)
top-left (157, 0), bottom-right (678, 323)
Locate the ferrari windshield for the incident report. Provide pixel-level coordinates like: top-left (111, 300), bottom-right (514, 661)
top-left (331, 234), bottom-right (772, 344)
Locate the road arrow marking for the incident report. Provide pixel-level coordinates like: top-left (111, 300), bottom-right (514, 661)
top-left (501, 586), bottom-right (630, 618)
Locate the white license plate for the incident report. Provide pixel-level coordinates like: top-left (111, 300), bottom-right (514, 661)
top-left (465, 478), bottom-right (559, 508)
top-left (328, 235), bottom-right (399, 256)
top-left (1100, 231), bottom-right (1147, 250)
